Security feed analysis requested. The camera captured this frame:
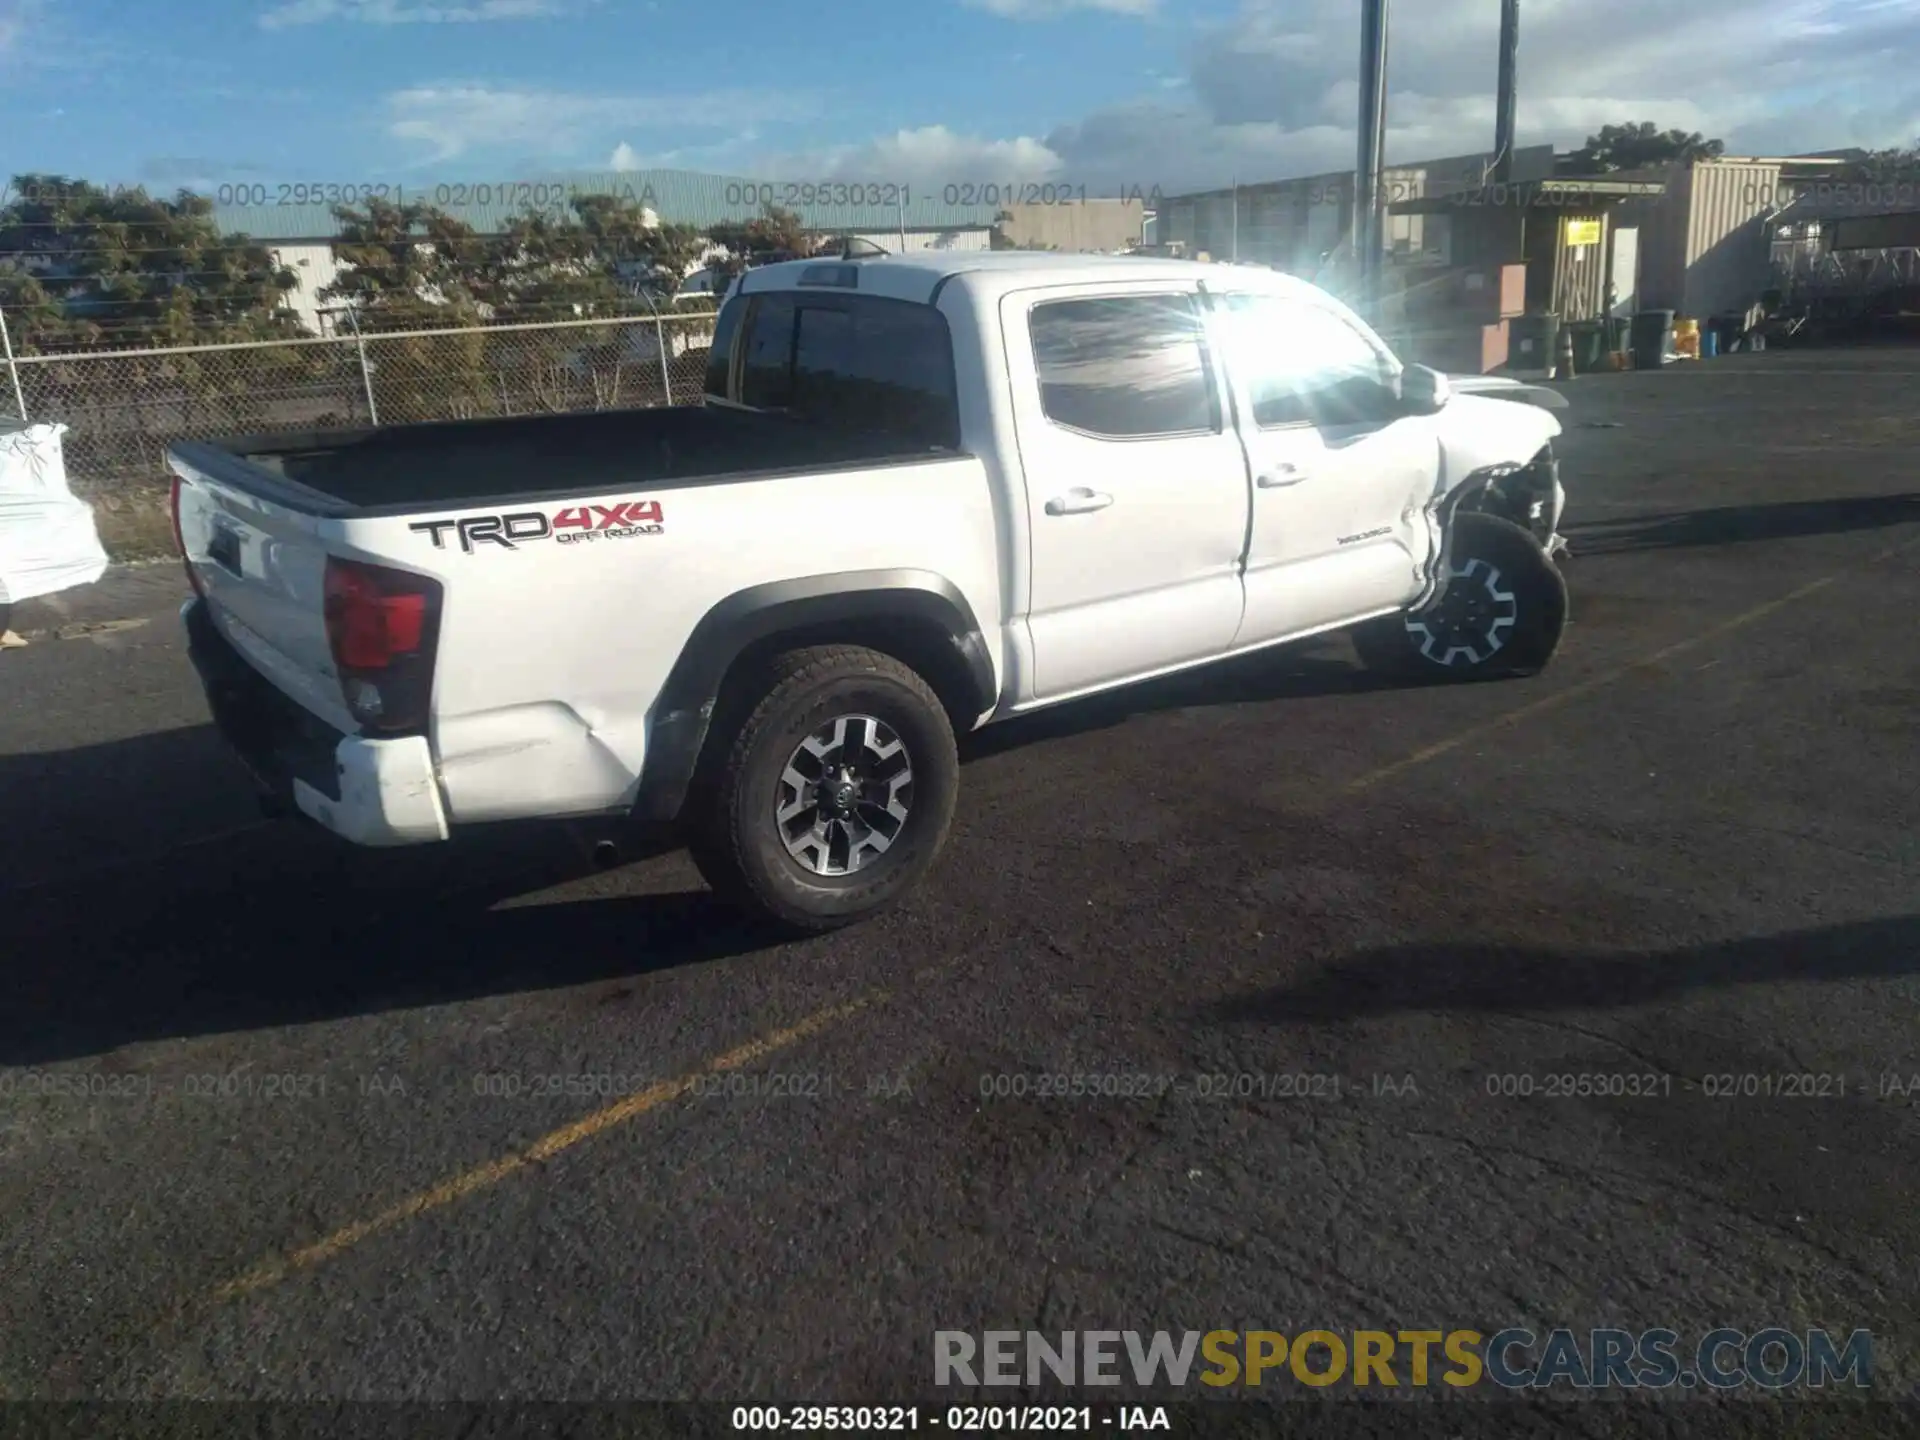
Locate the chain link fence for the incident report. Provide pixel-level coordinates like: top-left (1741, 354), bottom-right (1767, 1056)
top-left (2, 309), bottom-right (721, 499)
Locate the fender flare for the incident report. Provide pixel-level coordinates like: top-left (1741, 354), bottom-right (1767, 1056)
top-left (1414, 444), bottom-right (1559, 612)
top-left (631, 569), bottom-right (996, 823)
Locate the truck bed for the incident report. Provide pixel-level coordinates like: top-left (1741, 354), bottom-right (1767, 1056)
top-left (184, 404), bottom-right (960, 514)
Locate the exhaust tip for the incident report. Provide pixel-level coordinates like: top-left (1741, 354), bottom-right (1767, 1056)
top-left (593, 839), bottom-right (622, 870)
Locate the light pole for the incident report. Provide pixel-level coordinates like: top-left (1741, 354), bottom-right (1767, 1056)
top-left (1494, 0), bottom-right (1520, 181)
top-left (1354, 0), bottom-right (1390, 306)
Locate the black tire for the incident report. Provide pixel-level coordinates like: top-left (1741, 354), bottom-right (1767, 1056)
top-left (1352, 513), bottom-right (1569, 681)
top-left (683, 644), bottom-right (960, 934)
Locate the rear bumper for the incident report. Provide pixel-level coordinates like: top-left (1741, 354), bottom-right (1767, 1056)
top-left (183, 598), bottom-right (449, 847)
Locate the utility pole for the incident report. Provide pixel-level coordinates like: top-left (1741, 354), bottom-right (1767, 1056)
top-left (342, 303), bottom-right (380, 428)
top-left (1354, 0), bottom-right (1390, 306)
top-left (0, 300), bottom-right (27, 423)
top-left (1493, 0), bottom-right (1520, 182)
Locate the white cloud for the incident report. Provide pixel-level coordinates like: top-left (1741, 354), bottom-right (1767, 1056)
top-left (608, 132), bottom-right (768, 171)
top-left (0, 0), bottom-right (45, 58)
top-left (762, 125), bottom-right (1065, 188)
top-left (757, 0), bottom-right (1920, 196)
top-left (383, 83), bottom-right (819, 165)
top-left (260, 0), bottom-right (567, 30)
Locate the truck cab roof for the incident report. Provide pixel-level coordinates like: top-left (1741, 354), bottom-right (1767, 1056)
top-left (734, 250), bottom-right (1324, 308)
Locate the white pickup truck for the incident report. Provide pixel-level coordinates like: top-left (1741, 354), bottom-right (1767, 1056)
top-left (168, 251), bottom-right (1569, 931)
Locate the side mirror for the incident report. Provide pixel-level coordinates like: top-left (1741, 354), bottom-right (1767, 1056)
top-left (1399, 364), bottom-right (1452, 415)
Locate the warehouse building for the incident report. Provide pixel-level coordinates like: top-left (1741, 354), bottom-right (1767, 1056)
top-left (993, 199), bottom-right (1148, 254)
top-left (1147, 145), bottom-right (1559, 277)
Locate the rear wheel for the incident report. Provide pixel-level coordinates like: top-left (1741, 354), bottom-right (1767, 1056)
top-left (1353, 513), bottom-right (1568, 681)
top-left (684, 644), bottom-right (959, 934)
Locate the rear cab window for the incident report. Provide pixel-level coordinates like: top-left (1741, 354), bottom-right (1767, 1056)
top-left (704, 289), bottom-right (962, 450)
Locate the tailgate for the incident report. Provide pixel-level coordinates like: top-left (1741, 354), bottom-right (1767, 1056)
top-left (168, 449), bottom-right (355, 735)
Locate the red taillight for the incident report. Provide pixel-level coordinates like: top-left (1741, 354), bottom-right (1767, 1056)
top-left (324, 563), bottom-right (425, 669)
top-left (323, 557), bottom-right (441, 733)
top-left (171, 474), bottom-right (206, 599)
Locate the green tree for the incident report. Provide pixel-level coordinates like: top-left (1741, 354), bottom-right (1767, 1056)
top-left (567, 193), bottom-right (708, 303)
top-left (705, 204), bottom-right (816, 286)
top-left (476, 194), bottom-right (707, 320)
top-left (0, 173), bottom-right (301, 353)
top-left (1850, 141), bottom-right (1920, 182)
top-left (321, 196), bottom-right (489, 327)
top-left (469, 195), bottom-right (710, 413)
top-left (0, 269), bottom-right (66, 349)
top-left (321, 197), bottom-right (493, 423)
top-left (0, 175), bottom-right (342, 472)
top-left (1558, 124), bottom-right (1726, 175)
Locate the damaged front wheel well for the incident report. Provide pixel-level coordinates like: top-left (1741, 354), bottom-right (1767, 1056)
top-left (1420, 443), bottom-right (1560, 611)
top-left (1459, 441), bottom-right (1558, 538)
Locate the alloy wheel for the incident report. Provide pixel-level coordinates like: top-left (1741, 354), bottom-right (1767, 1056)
top-left (775, 714), bottom-right (915, 876)
top-left (1405, 558), bottom-right (1519, 666)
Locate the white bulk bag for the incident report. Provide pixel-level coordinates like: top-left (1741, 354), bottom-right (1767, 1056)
top-left (0, 420), bottom-right (109, 606)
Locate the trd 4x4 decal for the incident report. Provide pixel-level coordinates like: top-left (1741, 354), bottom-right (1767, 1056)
top-left (411, 501), bottom-right (664, 553)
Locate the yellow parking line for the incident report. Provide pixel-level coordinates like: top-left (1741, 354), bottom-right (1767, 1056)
top-left (210, 990), bottom-right (885, 1304)
top-left (204, 527), bottom-right (1920, 1307)
top-left (1346, 530), bottom-right (1920, 796)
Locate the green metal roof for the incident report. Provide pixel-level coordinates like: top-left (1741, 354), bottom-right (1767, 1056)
top-left (211, 168), bottom-right (1002, 241)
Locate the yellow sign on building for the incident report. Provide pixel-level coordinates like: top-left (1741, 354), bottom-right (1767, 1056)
top-left (1565, 218), bottom-right (1602, 247)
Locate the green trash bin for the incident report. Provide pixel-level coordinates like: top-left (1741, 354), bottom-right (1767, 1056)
top-left (1632, 310), bottom-right (1676, 370)
top-left (1566, 321), bottom-right (1608, 375)
top-left (1508, 312), bottom-right (1561, 375)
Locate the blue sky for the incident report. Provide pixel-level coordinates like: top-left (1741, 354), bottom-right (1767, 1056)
top-left (3, 0), bottom-right (1918, 198)
top-left (1, 0), bottom-right (1226, 188)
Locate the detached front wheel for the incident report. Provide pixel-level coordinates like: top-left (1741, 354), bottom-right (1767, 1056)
top-left (1353, 513), bottom-right (1568, 681)
top-left (684, 644), bottom-right (960, 934)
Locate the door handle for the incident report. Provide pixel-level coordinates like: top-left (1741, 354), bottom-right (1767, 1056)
top-left (1256, 465), bottom-right (1308, 488)
top-left (1045, 488), bottom-right (1115, 516)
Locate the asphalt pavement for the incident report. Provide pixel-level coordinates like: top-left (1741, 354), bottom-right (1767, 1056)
top-left (1, 345), bottom-right (1917, 1429)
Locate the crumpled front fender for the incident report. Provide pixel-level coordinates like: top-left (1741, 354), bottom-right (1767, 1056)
top-left (1413, 436), bottom-right (1565, 613)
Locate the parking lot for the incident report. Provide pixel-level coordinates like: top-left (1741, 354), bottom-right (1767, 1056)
top-left (2, 345), bottom-right (1917, 1425)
